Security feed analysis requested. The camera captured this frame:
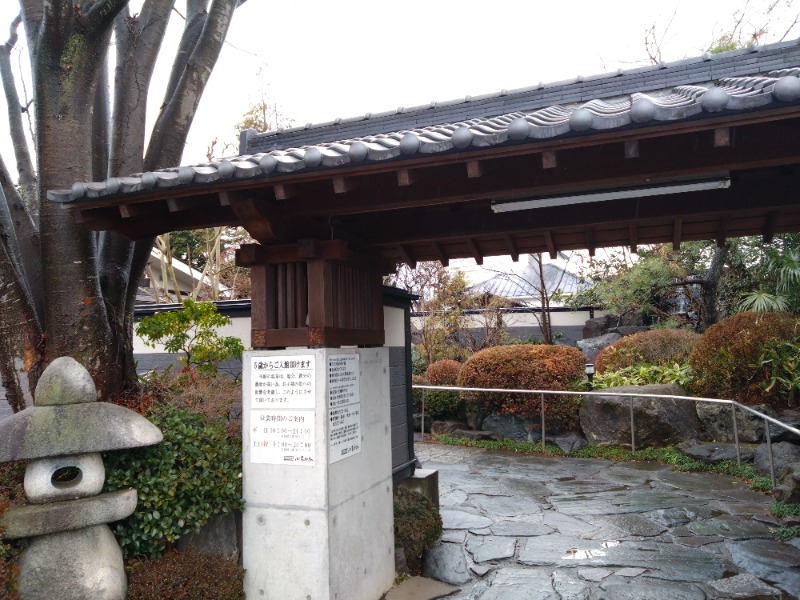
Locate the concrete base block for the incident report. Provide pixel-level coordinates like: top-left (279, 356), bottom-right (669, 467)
top-left (399, 468), bottom-right (439, 508)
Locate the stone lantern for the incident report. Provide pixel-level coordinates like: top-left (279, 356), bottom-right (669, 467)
top-left (0, 357), bottom-right (163, 600)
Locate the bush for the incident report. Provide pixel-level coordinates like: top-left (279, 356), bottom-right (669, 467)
top-left (425, 360), bottom-right (461, 385)
top-left (411, 374), bottom-right (427, 412)
top-left (135, 298), bottom-right (244, 377)
top-left (457, 344), bottom-right (586, 430)
top-left (688, 311), bottom-right (800, 405)
top-left (104, 402), bottom-right (243, 558)
top-left (126, 549), bottom-right (244, 600)
top-left (594, 329), bottom-right (700, 374)
top-left (0, 462), bottom-right (25, 600)
top-left (418, 389), bottom-right (462, 419)
top-left (593, 362), bottom-right (693, 389)
top-left (393, 487), bottom-right (442, 573)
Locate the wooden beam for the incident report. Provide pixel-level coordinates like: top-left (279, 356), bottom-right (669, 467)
top-left (166, 198), bottom-right (194, 213)
top-left (542, 151), bottom-right (557, 169)
top-left (397, 244), bottom-right (416, 269)
top-left (273, 183), bottom-right (299, 200)
top-left (624, 140), bottom-right (639, 158)
top-left (585, 228), bottom-right (595, 257)
top-left (466, 238), bottom-right (483, 265)
top-left (763, 211), bottom-right (779, 244)
top-left (503, 235), bottom-right (519, 262)
top-left (332, 176), bottom-right (354, 194)
top-left (218, 191), bottom-right (231, 206)
top-left (543, 231), bottom-right (557, 259)
top-left (714, 127), bottom-right (731, 148)
top-left (432, 242), bottom-right (449, 266)
top-left (672, 217), bottom-right (683, 250)
top-left (397, 168), bottom-right (417, 187)
top-left (227, 195), bottom-right (288, 242)
top-left (629, 223), bottom-right (638, 253)
top-left (466, 160), bottom-right (484, 179)
top-left (118, 203), bottom-right (154, 218)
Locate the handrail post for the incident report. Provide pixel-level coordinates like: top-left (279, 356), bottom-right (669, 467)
top-left (540, 392), bottom-right (546, 453)
top-left (732, 403), bottom-right (741, 467)
top-left (765, 417), bottom-right (776, 489)
top-left (629, 396), bottom-right (636, 453)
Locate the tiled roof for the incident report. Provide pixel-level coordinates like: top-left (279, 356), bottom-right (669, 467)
top-left (50, 41), bottom-right (800, 204)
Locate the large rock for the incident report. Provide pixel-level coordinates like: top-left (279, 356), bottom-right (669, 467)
top-left (774, 462), bottom-right (800, 503)
top-left (696, 402), bottom-right (775, 443)
top-left (676, 441), bottom-right (754, 465)
top-left (177, 511), bottom-right (240, 561)
top-left (754, 442), bottom-right (800, 478)
top-left (580, 384), bottom-right (707, 448)
top-left (422, 541), bottom-right (472, 585)
top-left (583, 317), bottom-right (610, 339)
top-left (431, 420), bottom-right (470, 435)
top-left (769, 409), bottom-right (800, 444)
top-left (577, 333), bottom-right (621, 363)
top-left (481, 414), bottom-right (537, 442)
top-left (608, 326), bottom-right (650, 337)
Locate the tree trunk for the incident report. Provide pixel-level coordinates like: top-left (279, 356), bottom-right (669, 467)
top-left (700, 244), bottom-right (729, 330)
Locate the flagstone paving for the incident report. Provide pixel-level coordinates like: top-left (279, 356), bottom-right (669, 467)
top-left (414, 442), bottom-right (800, 599)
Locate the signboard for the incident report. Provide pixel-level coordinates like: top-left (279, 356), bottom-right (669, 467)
top-left (328, 355), bottom-right (360, 408)
top-left (328, 354), bottom-right (362, 464)
top-left (250, 410), bottom-right (315, 465)
top-left (250, 355), bottom-right (316, 465)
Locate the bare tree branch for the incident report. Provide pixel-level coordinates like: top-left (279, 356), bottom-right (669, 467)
top-left (0, 13), bottom-right (36, 205)
top-left (145, 0), bottom-right (239, 169)
top-left (85, 0), bottom-right (131, 35)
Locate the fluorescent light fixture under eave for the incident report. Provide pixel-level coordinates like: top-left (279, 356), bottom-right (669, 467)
top-left (491, 178), bottom-right (731, 213)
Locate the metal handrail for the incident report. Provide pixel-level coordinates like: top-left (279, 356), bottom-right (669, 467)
top-left (414, 384), bottom-right (800, 488)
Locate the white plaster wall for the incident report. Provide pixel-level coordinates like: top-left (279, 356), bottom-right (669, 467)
top-left (133, 315), bottom-right (252, 353)
top-left (383, 305), bottom-right (406, 347)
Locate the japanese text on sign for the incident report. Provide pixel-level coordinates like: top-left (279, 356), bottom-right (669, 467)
top-left (251, 355), bottom-right (315, 410)
top-left (327, 354), bottom-right (359, 409)
top-left (250, 410), bottom-right (315, 465)
top-left (328, 404), bottom-right (361, 464)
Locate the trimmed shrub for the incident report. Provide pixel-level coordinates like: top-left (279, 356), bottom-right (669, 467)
top-left (126, 549), bottom-right (244, 600)
top-left (594, 329), bottom-right (700, 374)
top-left (411, 374), bottom-right (427, 412)
top-left (104, 402), bottom-right (243, 558)
top-left (426, 360), bottom-right (461, 385)
top-left (0, 462), bottom-right (25, 600)
top-left (394, 486), bottom-right (442, 573)
top-left (688, 311), bottom-right (800, 406)
top-left (457, 344), bottom-right (586, 430)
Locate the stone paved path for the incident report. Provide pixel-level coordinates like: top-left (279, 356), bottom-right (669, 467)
top-left (416, 442), bottom-right (800, 599)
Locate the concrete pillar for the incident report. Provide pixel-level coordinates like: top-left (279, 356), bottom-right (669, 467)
top-left (242, 347), bottom-right (394, 600)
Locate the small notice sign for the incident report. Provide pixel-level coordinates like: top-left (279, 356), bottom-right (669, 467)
top-left (250, 355), bottom-right (316, 466)
top-left (329, 404), bottom-right (361, 463)
top-left (251, 355), bottom-right (315, 410)
top-left (250, 410), bottom-right (315, 465)
top-left (327, 354), bottom-right (359, 409)
top-left (328, 354), bottom-right (361, 464)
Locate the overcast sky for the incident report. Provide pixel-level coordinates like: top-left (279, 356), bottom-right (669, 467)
top-left (0, 0), bottom-right (797, 172)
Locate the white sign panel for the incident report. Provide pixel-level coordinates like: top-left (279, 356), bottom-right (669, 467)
top-left (250, 355), bottom-right (316, 466)
top-left (250, 410), bottom-right (315, 465)
top-left (251, 355), bottom-right (315, 410)
top-left (328, 404), bottom-right (361, 464)
top-left (327, 354), bottom-right (360, 409)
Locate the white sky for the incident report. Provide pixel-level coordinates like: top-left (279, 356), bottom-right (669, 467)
top-left (0, 0), bottom-right (797, 174)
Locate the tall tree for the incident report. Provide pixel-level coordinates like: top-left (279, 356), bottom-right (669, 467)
top-left (0, 1), bottom-right (245, 410)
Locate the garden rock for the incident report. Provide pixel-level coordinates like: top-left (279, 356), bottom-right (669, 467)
top-left (580, 384), bottom-right (707, 448)
top-left (550, 432), bottom-right (588, 453)
top-left (577, 333), bottom-right (621, 363)
top-left (754, 442), bottom-right (800, 478)
top-left (696, 402), bottom-right (775, 443)
top-left (773, 462), bottom-right (800, 504)
top-left (452, 429), bottom-right (496, 442)
top-left (431, 420), bottom-right (470, 436)
top-left (423, 541), bottom-right (472, 585)
top-left (482, 414), bottom-right (537, 443)
top-left (608, 325), bottom-right (650, 337)
top-left (583, 316), bottom-right (611, 339)
top-left (177, 511), bottom-right (240, 561)
top-left (769, 409), bottom-right (800, 445)
top-left (676, 441), bottom-right (754, 465)
top-left (414, 413), bottom-right (433, 433)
